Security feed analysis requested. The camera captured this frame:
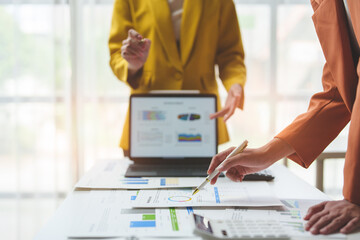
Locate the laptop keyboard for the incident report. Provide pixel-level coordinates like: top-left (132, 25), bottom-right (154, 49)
top-left (125, 164), bottom-right (210, 177)
top-left (242, 169), bottom-right (275, 181)
top-left (125, 164), bottom-right (275, 181)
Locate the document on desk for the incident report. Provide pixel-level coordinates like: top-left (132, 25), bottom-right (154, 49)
top-left (278, 199), bottom-right (345, 239)
top-left (225, 199), bottom-right (345, 239)
top-left (68, 190), bottom-right (196, 238)
top-left (133, 181), bottom-right (283, 208)
top-left (75, 159), bottom-right (203, 189)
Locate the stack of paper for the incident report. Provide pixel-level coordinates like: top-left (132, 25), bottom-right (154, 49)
top-left (74, 160), bottom-right (348, 239)
top-left (75, 160), bottom-right (204, 189)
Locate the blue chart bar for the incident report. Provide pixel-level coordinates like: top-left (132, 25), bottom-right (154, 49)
top-left (130, 221), bottom-right (156, 228)
top-left (214, 187), bottom-right (220, 203)
top-left (186, 207), bottom-right (194, 214)
top-left (121, 178), bottom-right (149, 185)
top-left (122, 181), bottom-right (149, 184)
top-left (160, 178), bottom-right (166, 186)
top-left (131, 196), bottom-right (137, 200)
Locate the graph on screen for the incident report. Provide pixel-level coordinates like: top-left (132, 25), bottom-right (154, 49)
top-left (177, 113), bottom-right (201, 121)
top-left (142, 111), bottom-right (166, 120)
top-left (178, 133), bottom-right (202, 142)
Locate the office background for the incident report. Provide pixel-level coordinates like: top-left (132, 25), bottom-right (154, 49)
top-left (0, 0), bottom-right (348, 239)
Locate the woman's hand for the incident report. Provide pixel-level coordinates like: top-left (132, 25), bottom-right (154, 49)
top-left (210, 83), bottom-right (243, 122)
top-left (121, 29), bottom-right (151, 77)
top-left (304, 200), bottom-right (360, 234)
top-left (207, 138), bottom-right (294, 184)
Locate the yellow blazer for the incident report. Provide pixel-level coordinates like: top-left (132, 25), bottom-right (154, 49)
top-left (109, 0), bottom-right (246, 151)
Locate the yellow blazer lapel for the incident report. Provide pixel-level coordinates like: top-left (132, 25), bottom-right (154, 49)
top-left (147, 0), bottom-right (182, 71)
top-left (180, 0), bottom-right (203, 66)
top-left (312, 0), bottom-right (358, 111)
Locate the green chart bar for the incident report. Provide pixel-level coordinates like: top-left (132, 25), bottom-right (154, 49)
top-left (169, 208), bottom-right (179, 231)
top-left (142, 214), bottom-right (156, 220)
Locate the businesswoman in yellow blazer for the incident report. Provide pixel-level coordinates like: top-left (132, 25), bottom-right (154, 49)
top-left (109, 0), bottom-right (247, 154)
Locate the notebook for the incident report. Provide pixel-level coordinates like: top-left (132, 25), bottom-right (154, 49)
top-left (125, 93), bottom-right (218, 177)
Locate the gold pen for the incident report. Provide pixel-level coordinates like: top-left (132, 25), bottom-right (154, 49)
top-left (192, 140), bottom-right (248, 195)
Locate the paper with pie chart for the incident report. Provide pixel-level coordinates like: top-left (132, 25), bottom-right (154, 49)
top-left (132, 182), bottom-right (283, 208)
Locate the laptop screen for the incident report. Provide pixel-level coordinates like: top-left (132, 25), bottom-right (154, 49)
top-left (129, 94), bottom-right (217, 160)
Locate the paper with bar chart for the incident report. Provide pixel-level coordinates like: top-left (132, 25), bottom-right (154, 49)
top-left (133, 182), bottom-right (283, 208)
top-left (68, 190), bottom-right (194, 238)
top-left (224, 199), bottom-right (345, 239)
top-left (75, 159), bottom-right (204, 189)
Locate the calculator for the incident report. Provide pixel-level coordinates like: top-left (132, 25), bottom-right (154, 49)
top-left (192, 214), bottom-right (290, 240)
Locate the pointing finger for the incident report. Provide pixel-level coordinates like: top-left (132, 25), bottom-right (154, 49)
top-left (207, 147), bottom-right (234, 174)
top-left (210, 172), bottom-right (221, 185)
top-left (217, 155), bottom-right (245, 172)
top-left (223, 98), bottom-right (238, 122)
top-left (209, 107), bottom-right (229, 119)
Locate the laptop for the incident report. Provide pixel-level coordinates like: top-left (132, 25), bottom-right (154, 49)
top-left (125, 93), bottom-right (217, 177)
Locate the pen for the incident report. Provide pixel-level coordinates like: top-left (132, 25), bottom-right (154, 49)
top-left (192, 140), bottom-right (248, 195)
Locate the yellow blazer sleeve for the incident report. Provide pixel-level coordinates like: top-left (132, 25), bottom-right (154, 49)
top-left (109, 0), bottom-right (141, 89)
top-left (216, 0), bottom-right (247, 109)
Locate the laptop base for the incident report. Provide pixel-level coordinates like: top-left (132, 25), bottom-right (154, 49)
top-left (125, 164), bottom-right (212, 177)
top-left (125, 164), bottom-right (275, 181)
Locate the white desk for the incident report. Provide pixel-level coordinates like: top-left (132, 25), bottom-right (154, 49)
top-left (34, 161), bottom-right (360, 240)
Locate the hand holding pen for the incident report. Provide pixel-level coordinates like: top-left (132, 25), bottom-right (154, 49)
top-left (192, 140), bottom-right (248, 195)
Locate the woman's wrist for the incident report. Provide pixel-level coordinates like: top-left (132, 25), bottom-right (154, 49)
top-left (260, 138), bottom-right (295, 165)
top-left (126, 65), bottom-right (143, 88)
top-left (127, 64), bottom-right (142, 78)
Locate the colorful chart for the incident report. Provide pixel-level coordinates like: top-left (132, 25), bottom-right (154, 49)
top-left (160, 178), bottom-right (179, 186)
top-left (142, 111), bottom-right (166, 120)
top-left (177, 113), bottom-right (201, 121)
top-left (178, 134), bottom-right (202, 142)
top-left (122, 208), bottom-right (156, 228)
top-left (168, 196), bottom-right (192, 202)
top-left (178, 114), bottom-right (188, 121)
